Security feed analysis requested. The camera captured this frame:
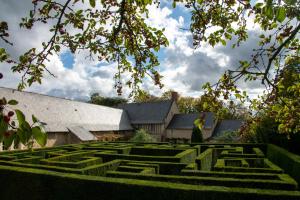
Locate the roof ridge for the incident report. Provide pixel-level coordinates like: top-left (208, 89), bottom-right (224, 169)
top-left (123, 99), bottom-right (173, 105)
top-left (0, 87), bottom-right (123, 111)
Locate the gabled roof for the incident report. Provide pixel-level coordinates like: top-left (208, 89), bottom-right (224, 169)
top-left (118, 100), bottom-right (174, 124)
top-left (0, 87), bottom-right (133, 132)
top-left (167, 112), bottom-right (215, 130)
top-left (212, 119), bottom-right (244, 137)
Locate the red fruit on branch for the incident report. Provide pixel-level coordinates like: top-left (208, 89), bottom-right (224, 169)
top-left (3, 115), bottom-right (10, 123)
top-left (8, 111), bottom-right (14, 117)
top-left (59, 28), bottom-right (65, 34)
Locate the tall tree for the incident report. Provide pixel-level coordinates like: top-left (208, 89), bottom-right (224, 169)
top-left (133, 90), bottom-right (159, 103)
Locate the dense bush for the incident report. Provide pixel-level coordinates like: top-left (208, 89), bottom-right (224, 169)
top-left (253, 115), bottom-right (300, 155)
top-left (191, 126), bottom-right (203, 143)
top-left (213, 131), bottom-right (240, 143)
top-left (130, 129), bottom-right (156, 143)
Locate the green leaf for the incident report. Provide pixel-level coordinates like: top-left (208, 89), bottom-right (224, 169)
top-left (17, 121), bottom-right (32, 144)
top-left (14, 135), bottom-right (20, 149)
top-left (32, 126), bottom-right (47, 147)
top-left (221, 39), bottom-right (226, 46)
top-left (254, 3), bottom-right (263, 8)
top-left (0, 48), bottom-right (5, 54)
top-left (8, 99), bottom-right (18, 105)
top-left (276, 7), bottom-right (286, 22)
top-left (264, 6), bottom-right (274, 20)
top-left (54, 45), bottom-right (60, 52)
top-left (89, 0), bottom-right (95, 8)
top-left (203, 102), bottom-right (208, 110)
top-left (172, 1), bottom-right (176, 8)
top-left (32, 115), bottom-right (38, 123)
top-left (3, 133), bottom-right (15, 148)
top-left (15, 109), bottom-right (26, 125)
top-left (17, 129), bottom-right (27, 144)
top-left (0, 117), bottom-right (8, 142)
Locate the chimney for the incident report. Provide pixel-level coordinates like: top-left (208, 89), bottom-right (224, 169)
top-left (171, 91), bottom-right (179, 102)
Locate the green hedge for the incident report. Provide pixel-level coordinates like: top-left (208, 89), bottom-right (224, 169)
top-left (197, 143), bottom-right (267, 154)
top-left (123, 161), bottom-right (160, 174)
top-left (130, 147), bottom-right (182, 156)
top-left (1, 142), bottom-right (300, 199)
top-left (213, 158), bottom-right (283, 174)
top-left (267, 144), bottom-right (300, 185)
top-left (105, 171), bottom-right (297, 190)
top-left (121, 159), bottom-right (187, 175)
top-left (1, 165), bottom-right (300, 200)
top-left (0, 158), bottom-right (121, 176)
top-left (195, 148), bottom-right (213, 171)
top-left (181, 170), bottom-right (282, 180)
top-left (95, 149), bottom-right (196, 164)
top-left (116, 166), bottom-right (156, 174)
top-left (175, 149), bottom-right (197, 163)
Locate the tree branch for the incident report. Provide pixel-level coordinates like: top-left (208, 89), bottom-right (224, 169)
top-left (262, 23), bottom-right (300, 84)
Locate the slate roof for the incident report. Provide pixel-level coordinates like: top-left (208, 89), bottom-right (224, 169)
top-left (118, 100), bottom-right (174, 124)
top-left (212, 119), bottom-right (244, 137)
top-left (0, 87), bottom-right (133, 132)
top-left (167, 112), bottom-right (215, 130)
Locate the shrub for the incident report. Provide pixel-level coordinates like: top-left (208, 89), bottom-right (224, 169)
top-left (130, 129), bottom-right (156, 142)
top-left (191, 126), bottom-right (203, 143)
top-left (254, 115), bottom-right (300, 155)
top-left (213, 131), bottom-right (240, 143)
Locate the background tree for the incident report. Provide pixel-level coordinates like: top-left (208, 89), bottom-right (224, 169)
top-left (241, 62), bottom-right (300, 152)
top-left (177, 97), bottom-right (198, 113)
top-left (130, 129), bottom-right (156, 143)
top-left (89, 93), bottom-right (127, 107)
top-left (133, 90), bottom-right (159, 103)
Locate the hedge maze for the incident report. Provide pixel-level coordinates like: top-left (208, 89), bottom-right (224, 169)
top-left (0, 142), bottom-right (300, 200)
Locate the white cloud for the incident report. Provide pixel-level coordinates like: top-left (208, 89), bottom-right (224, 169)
top-left (0, 0), bottom-right (266, 101)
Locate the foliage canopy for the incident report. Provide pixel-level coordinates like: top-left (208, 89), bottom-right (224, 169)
top-left (89, 92), bottom-right (127, 107)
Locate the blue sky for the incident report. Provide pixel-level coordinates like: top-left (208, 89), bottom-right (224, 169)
top-left (60, 51), bottom-right (75, 69)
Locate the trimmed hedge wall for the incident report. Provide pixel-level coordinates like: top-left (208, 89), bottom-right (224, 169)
top-left (105, 171), bottom-right (297, 190)
top-left (267, 144), bottom-right (300, 185)
top-left (196, 148), bottom-right (213, 171)
top-left (1, 165), bottom-right (300, 200)
top-left (1, 142), bottom-right (300, 199)
top-left (180, 170), bottom-right (282, 180)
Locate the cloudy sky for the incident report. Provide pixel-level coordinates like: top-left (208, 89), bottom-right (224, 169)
top-left (0, 0), bottom-right (264, 101)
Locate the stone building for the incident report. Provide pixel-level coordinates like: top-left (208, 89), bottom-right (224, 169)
top-left (118, 100), bottom-right (179, 141)
top-left (211, 119), bottom-right (244, 139)
top-left (0, 87), bottom-right (133, 150)
top-left (1, 87), bottom-right (243, 150)
top-left (166, 113), bottom-right (217, 142)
